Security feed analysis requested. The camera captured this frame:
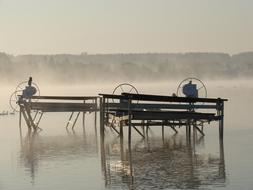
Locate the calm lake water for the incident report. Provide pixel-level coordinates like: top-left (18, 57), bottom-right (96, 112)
top-left (0, 80), bottom-right (253, 190)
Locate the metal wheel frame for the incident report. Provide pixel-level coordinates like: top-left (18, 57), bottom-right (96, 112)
top-left (9, 81), bottom-right (40, 112)
top-left (108, 83), bottom-right (139, 129)
top-left (112, 83), bottom-right (139, 95)
top-left (176, 77), bottom-right (207, 98)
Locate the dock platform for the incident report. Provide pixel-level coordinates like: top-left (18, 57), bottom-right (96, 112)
top-left (18, 95), bottom-right (99, 130)
top-left (99, 93), bottom-right (227, 140)
top-left (17, 91), bottom-right (227, 141)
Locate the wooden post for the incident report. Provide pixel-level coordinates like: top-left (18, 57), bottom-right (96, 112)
top-left (128, 99), bottom-right (132, 142)
top-left (19, 106), bottom-right (23, 141)
top-left (94, 98), bottom-right (97, 129)
top-left (83, 100), bottom-right (86, 131)
top-left (218, 100), bottom-right (224, 140)
top-left (219, 137), bottom-right (226, 179)
top-left (120, 127), bottom-right (124, 161)
top-left (120, 121), bottom-right (123, 138)
top-left (23, 102), bottom-right (36, 130)
top-left (220, 101), bottom-right (224, 139)
top-left (19, 106), bottom-right (22, 129)
top-left (82, 112), bottom-right (86, 132)
top-left (142, 120), bottom-right (145, 138)
top-left (162, 125), bottom-right (164, 141)
top-left (100, 97), bottom-right (105, 140)
top-left (20, 106), bottom-right (31, 129)
top-left (189, 124), bottom-right (191, 139)
top-left (100, 126), bottom-right (106, 184)
top-left (128, 140), bottom-right (134, 186)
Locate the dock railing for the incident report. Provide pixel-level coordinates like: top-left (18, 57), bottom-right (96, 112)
top-left (18, 95), bottom-right (99, 130)
top-left (99, 93), bottom-right (227, 140)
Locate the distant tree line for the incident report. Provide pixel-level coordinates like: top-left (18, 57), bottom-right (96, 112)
top-left (0, 52), bottom-right (253, 84)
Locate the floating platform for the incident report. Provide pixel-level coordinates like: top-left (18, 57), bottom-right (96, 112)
top-left (17, 91), bottom-right (227, 141)
top-left (18, 95), bottom-right (99, 130)
top-left (99, 93), bottom-right (227, 140)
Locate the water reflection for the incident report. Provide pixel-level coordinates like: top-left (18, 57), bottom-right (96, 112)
top-left (19, 129), bottom-right (99, 184)
top-left (18, 127), bottom-right (226, 189)
top-left (100, 134), bottom-right (226, 190)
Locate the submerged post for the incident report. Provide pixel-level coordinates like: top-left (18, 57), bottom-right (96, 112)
top-left (83, 100), bottom-right (86, 131)
top-left (100, 97), bottom-right (105, 140)
top-left (19, 106), bottom-right (22, 128)
top-left (218, 100), bottom-right (224, 139)
top-left (120, 120), bottom-right (123, 138)
top-left (128, 98), bottom-right (132, 142)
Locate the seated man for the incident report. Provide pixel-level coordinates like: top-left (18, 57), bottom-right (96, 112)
top-left (22, 77), bottom-right (37, 99)
top-left (182, 81), bottom-right (198, 98)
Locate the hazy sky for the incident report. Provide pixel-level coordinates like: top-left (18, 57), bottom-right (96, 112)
top-left (0, 0), bottom-right (253, 55)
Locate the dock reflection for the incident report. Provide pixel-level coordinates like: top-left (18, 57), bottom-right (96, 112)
top-left (100, 134), bottom-right (226, 190)
top-left (19, 129), bottom-right (99, 183)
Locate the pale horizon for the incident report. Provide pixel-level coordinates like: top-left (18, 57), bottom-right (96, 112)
top-left (1, 0), bottom-right (253, 55)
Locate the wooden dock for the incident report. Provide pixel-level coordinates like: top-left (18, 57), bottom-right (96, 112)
top-left (18, 95), bottom-right (99, 130)
top-left (99, 93), bottom-right (227, 140)
top-left (17, 91), bottom-right (227, 141)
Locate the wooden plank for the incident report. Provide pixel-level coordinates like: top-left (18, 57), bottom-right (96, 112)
top-left (108, 109), bottom-right (215, 115)
top-left (30, 96), bottom-right (99, 100)
top-left (28, 102), bottom-right (98, 112)
top-left (98, 94), bottom-right (125, 99)
top-left (122, 93), bottom-right (228, 103)
top-left (30, 102), bottom-right (96, 108)
top-left (105, 103), bottom-right (218, 110)
top-left (131, 121), bottom-right (187, 127)
top-left (37, 108), bottom-right (99, 112)
top-left (131, 110), bottom-right (218, 121)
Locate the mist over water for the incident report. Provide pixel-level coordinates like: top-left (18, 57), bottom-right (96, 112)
top-left (1, 52), bottom-right (253, 84)
top-left (0, 58), bottom-right (253, 189)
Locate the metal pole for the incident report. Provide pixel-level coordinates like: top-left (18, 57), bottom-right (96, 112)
top-left (128, 99), bottom-right (132, 142)
top-left (100, 97), bottom-right (105, 140)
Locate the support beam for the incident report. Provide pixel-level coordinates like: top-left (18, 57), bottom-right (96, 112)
top-left (35, 112), bottom-right (44, 128)
top-left (72, 112), bottom-right (81, 129)
top-left (171, 126), bottom-right (178, 133)
top-left (23, 103), bottom-right (37, 130)
top-left (66, 112), bottom-right (74, 128)
top-left (133, 126), bottom-right (145, 138)
top-left (20, 106), bottom-right (31, 129)
top-left (111, 125), bottom-right (120, 135)
top-left (33, 111), bottom-right (38, 121)
top-left (194, 125), bottom-right (205, 136)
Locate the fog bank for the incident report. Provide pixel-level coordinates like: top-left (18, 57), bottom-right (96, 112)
top-left (1, 52), bottom-right (253, 84)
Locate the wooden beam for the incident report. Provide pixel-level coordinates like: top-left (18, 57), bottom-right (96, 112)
top-left (20, 106), bottom-right (31, 129)
top-left (31, 95), bottom-right (99, 100)
top-left (122, 93), bottom-right (228, 103)
top-left (66, 112), bottom-right (74, 128)
top-left (171, 126), bottom-right (178, 133)
top-left (110, 125), bottom-right (120, 135)
top-left (194, 125), bottom-right (205, 136)
top-left (132, 126), bottom-right (145, 138)
top-left (72, 112), bottom-right (81, 129)
top-left (23, 102), bottom-right (37, 130)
